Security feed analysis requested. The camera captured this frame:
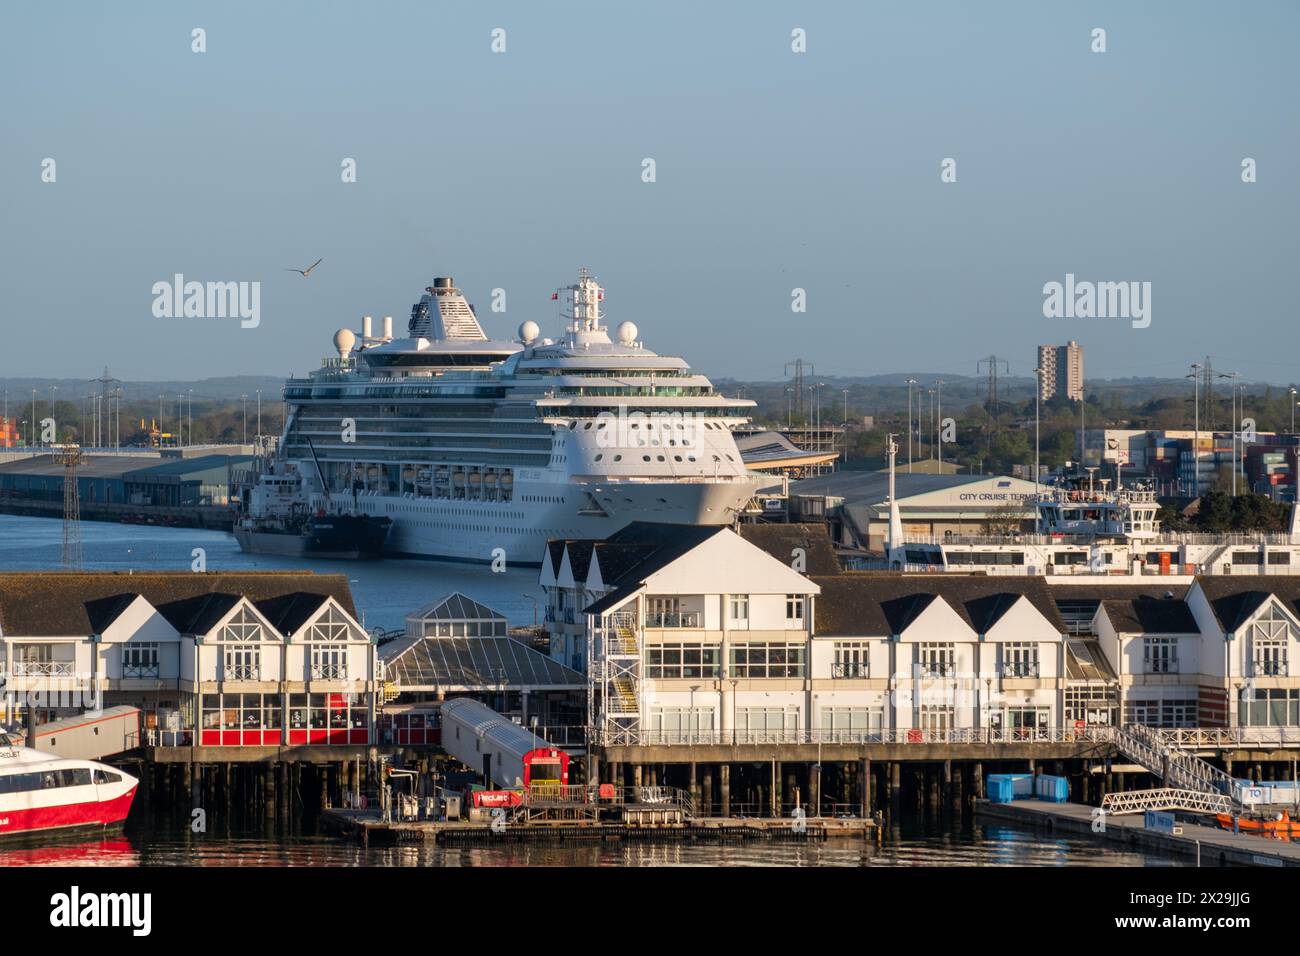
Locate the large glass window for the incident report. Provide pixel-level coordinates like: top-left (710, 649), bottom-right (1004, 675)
top-left (645, 643), bottom-right (720, 679)
top-left (736, 707), bottom-right (798, 733)
top-left (311, 644), bottom-right (348, 680)
top-left (1240, 688), bottom-right (1300, 727)
top-left (729, 643), bottom-right (806, 679)
top-left (729, 595), bottom-right (749, 623)
top-left (1250, 604), bottom-right (1293, 677)
top-left (819, 707), bottom-right (881, 733)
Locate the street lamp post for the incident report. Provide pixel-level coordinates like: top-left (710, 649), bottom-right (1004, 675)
top-left (1219, 372), bottom-right (1239, 495)
top-left (934, 379), bottom-right (946, 468)
top-left (1290, 387), bottom-right (1297, 434)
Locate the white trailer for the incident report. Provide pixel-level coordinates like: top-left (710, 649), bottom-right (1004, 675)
top-left (439, 698), bottom-right (547, 789)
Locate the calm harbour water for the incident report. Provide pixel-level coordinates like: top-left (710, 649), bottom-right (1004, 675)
top-left (0, 514), bottom-right (1177, 866)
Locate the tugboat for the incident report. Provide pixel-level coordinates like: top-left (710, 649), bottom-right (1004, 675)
top-left (233, 464), bottom-right (392, 560)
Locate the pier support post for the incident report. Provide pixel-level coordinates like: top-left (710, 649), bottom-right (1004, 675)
top-left (861, 758), bottom-right (872, 816)
top-left (264, 763), bottom-right (275, 822)
top-left (702, 767), bottom-right (713, 816)
top-left (973, 761), bottom-right (984, 799)
top-left (720, 764), bottom-right (731, 818)
top-left (771, 760), bottom-right (780, 817)
top-left (811, 760), bottom-right (821, 816)
top-left (633, 764), bottom-right (643, 789)
top-left (689, 762), bottom-right (699, 810)
top-left (889, 762), bottom-right (901, 814)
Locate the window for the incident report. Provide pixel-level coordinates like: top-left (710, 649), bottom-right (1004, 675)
top-left (1250, 604), bottom-right (1292, 677)
top-left (729, 643), bottom-right (806, 679)
top-left (308, 605), bottom-right (353, 642)
top-left (223, 645), bottom-right (261, 682)
top-left (832, 641), bottom-right (869, 679)
top-left (1142, 638), bottom-right (1178, 674)
top-left (819, 707), bottom-right (882, 733)
top-left (785, 595), bottom-right (805, 622)
top-left (1126, 697), bottom-right (1196, 728)
top-left (729, 594), bottom-right (749, 623)
top-left (920, 705), bottom-right (955, 733)
top-left (648, 707), bottom-right (715, 737)
top-left (1002, 643), bottom-right (1039, 678)
top-left (221, 605), bottom-right (265, 643)
top-left (919, 643), bottom-right (955, 678)
top-left (311, 644), bottom-right (348, 680)
top-left (736, 707), bottom-right (798, 733)
top-left (644, 643), bottom-right (721, 679)
top-left (1240, 687), bottom-right (1300, 727)
top-left (122, 642), bottom-right (159, 679)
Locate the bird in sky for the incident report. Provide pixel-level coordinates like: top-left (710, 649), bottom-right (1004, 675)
top-left (284, 257), bottom-right (323, 277)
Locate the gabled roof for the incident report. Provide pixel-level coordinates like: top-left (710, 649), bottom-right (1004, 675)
top-left (1194, 576), bottom-right (1300, 632)
top-left (811, 574), bottom-right (1067, 637)
top-left (0, 572), bottom-right (356, 637)
top-left (558, 523), bottom-right (728, 613)
top-left (255, 592), bottom-right (340, 635)
top-left (1097, 597), bottom-right (1198, 634)
top-left (737, 523), bottom-right (841, 575)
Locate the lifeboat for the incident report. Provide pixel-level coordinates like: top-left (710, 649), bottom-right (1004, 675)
top-left (1216, 811), bottom-right (1300, 838)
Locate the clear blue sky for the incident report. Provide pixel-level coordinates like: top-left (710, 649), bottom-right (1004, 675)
top-left (2, 1), bottom-right (1296, 384)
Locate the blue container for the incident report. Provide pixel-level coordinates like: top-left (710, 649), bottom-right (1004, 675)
top-left (987, 773), bottom-right (1033, 803)
top-left (1034, 774), bottom-right (1069, 803)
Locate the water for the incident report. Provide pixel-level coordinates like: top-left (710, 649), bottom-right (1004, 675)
top-left (0, 514), bottom-right (544, 632)
top-left (0, 813), bottom-right (1178, 867)
top-left (0, 514), bottom-right (1178, 866)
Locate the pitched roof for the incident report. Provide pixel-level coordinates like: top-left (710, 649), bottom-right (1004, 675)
top-left (1098, 597), bottom-right (1198, 634)
top-left (381, 634), bottom-right (584, 690)
top-left (0, 572), bottom-right (356, 637)
top-left (737, 523), bottom-right (841, 575)
top-left (408, 592), bottom-right (505, 622)
top-left (811, 573), bottom-right (1067, 636)
top-left (566, 523), bottom-right (728, 613)
top-left (1194, 576), bottom-right (1300, 631)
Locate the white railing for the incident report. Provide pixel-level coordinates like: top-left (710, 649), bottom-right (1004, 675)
top-left (223, 665), bottom-right (260, 681)
top-left (1100, 788), bottom-right (1231, 816)
top-left (598, 727), bottom-right (1119, 747)
top-left (1157, 727), bottom-right (1300, 748)
top-left (11, 660), bottom-right (76, 677)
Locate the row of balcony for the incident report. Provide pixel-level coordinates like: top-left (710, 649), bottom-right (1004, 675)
top-left (5, 662), bottom-right (349, 681)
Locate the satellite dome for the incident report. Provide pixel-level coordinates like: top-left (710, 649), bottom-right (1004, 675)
top-left (616, 321), bottom-right (638, 345)
top-left (333, 328), bottom-right (356, 358)
top-left (518, 320), bottom-right (540, 344)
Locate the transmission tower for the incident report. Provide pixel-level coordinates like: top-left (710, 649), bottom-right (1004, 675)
top-left (784, 358), bottom-right (813, 421)
top-left (87, 367), bottom-right (121, 449)
top-left (1202, 357), bottom-right (1215, 431)
top-left (977, 355), bottom-right (1010, 430)
top-left (53, 443), bottom-right (83, 568)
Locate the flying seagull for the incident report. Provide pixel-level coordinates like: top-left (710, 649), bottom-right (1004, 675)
top-left (284, 257), bottom-right (323, 277)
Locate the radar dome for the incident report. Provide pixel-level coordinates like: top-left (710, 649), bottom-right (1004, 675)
top-left (333, 328), bottom-right (356, 358)
top-left (616, 321), bottom-right (638, 345)
top-left (518, 320), bottom-right (540, 344)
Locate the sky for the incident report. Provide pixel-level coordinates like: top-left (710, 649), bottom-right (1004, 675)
top-left (1, 1), bottom-right (1297, 385)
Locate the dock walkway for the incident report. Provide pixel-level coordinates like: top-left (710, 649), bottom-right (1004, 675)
top-left (320, 807), bottom-right (874, 845)
top-left (976, 799), bottom-right (1300, 867)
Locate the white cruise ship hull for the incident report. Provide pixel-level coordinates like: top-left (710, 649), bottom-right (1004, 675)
top-left (315, 474), bottom-right (763, 564)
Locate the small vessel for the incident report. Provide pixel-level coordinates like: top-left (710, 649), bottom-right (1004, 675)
top-left (1215, 811), bottom-right (1300, 838)
top-left (0, 732), bottom-right (138, 839)
top-left (233, 466), bottom-right (393, 560)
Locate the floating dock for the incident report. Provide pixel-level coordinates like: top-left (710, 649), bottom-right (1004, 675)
top-left (975, 798), bottom-right (1300, 867)
top-left (320, 807), bottom-right (874, 845)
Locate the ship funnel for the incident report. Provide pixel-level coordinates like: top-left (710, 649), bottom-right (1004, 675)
top-left (382, 315), bottom-right (393, 340)
top-left (362, 315), bottom-right (373, 339)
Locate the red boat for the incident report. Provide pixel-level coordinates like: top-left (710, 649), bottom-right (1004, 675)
top-left (0, 732), bottom-right (138, 839)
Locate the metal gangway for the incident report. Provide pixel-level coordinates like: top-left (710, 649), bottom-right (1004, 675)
top-left (1111, 724), bottom-right (1240, 807)
top-left (1100, 788), bottom-right (1231, 816)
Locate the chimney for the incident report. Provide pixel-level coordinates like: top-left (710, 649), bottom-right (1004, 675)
top-left (362, 315), bottom-right (373, 340)
top-left (382, 315), bottom-right (393, 340)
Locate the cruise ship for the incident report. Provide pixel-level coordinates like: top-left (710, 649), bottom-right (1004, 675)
top-left (250, 269), bottom-right (766, 563)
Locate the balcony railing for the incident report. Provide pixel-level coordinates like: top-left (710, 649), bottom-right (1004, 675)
top-left (311, 663), bottom-right (347, 680)
top-left (919, 663), bottom-right (955, 678)
top-left (1144, 660), bottom-right (1179, 674)
top-left (1252, 660), bottom-right (1288, 677)
top-left (644, 611), bottom-right (702, 628)
top-left (831, 662), bottom-right (868, 679)
top-left (1001, 663), bottom-right (1040, 678)
top-left (223, 664), bottom-right (260, 681)
top-left (122, 663), bottom-right (160, 679)
top-left (596, 726), bottom-right (1118, 747)
top-left (11, 660), bottom-right (75, 677)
